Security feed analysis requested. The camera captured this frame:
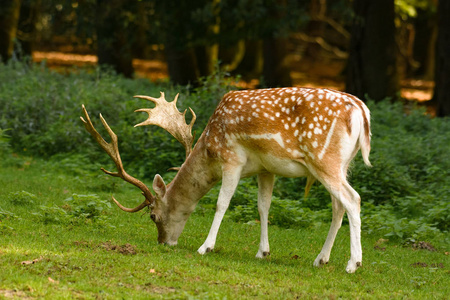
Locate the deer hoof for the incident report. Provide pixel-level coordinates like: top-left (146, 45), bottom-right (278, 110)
top-left (313, 254), bottom-right (329, 267)
top-left (198, 245), bottom-right (213, 255)
top-left (256, 250), bottom-right (270, 259)
top-left (346, 260), bottom-right (362, 273)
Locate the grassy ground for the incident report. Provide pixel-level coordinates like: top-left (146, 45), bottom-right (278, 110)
top-left (1, 158), bottom-right (449, 299)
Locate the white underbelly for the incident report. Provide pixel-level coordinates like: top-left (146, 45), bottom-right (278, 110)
top-left (241, 152), bottom-right (309, 178)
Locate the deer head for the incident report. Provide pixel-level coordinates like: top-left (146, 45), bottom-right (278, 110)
top-left (81, 92), bottom-right (197, 244)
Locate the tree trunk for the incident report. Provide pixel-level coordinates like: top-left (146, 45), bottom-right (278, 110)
top-left (432, 0), bottom-right (450, 117)
top-left (195, 44), bottom-right (219, 78)
top-left (17, 0), bottom-right (41, 60)
top-left (96, 0), bottom-right (134, 78)
top-left (165, 46), bottom-right (199, 86)
top-left (233, 40), bottom-right (263, 79)
top-left (0, 0), bottom-right (21, 63)
top-left (412, 8), bottom-right (437, 79)
top-left (262, 37), bottom-right (292, 87)
top-left (346, 0), bottom-right (399, 102)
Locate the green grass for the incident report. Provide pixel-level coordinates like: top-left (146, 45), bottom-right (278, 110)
top-left (1, 158), bottom-right (449, 299)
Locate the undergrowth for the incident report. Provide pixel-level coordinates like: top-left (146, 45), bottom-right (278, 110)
top-left (1, 61), bottom-right (449, 246)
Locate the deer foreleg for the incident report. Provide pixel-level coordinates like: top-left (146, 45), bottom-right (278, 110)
top-left (313, 196), bottom-right (344, 267)
top-left (256, 173), bottom-right (275, 258)
top-left (198, 166), bottom-right (242, 255)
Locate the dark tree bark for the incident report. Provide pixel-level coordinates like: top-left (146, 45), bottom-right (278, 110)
top-left (158, 1), bottom-right (202, 86)
top-left (0, 0), bottom-right (21, 63)
top-left (412, 8), bottom-right (437, 80)
top-left (432, 0), bottom-right (450, 117)
top-left (346, 0), bottom-right (399, 102)
top-left (96, 0), bottom-right (134, 78)
top-left (195, 44), bottom-right (218, 79)
top-left (234, 40), bottom-right (263, 79)
top-left (165, 46), bottom-right (199, 86)
top-left (262, 37), bottom-right (292, 87)
top-left (17, 0), bottom-right (41, 60)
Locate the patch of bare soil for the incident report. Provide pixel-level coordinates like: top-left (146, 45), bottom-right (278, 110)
top-left (0, 289), bottom-right (33, 299)
top-left (411, 241), bottom-right (437, 251)
top-left (99, 241), bottom-right (137, 255)
top-left (411, 262), bottom-right (445, 268)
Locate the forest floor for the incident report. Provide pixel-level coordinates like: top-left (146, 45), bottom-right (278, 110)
top-left (32, 51), bottom-right (434, 104)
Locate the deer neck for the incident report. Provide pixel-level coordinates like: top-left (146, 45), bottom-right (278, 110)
top-left (166, 135), bottom-right (220, 216)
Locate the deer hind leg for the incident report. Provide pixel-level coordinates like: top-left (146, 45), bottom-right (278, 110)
top-left (198, 165), bottom-right (242, 255)
top-left (256, 172), bottom-right (275, 258)
top-left (317, 176), bottom-right (362, 273)
top-left (341, 182), bottom-right (362, 273)
top-left (313, 195), bottom-right (345, 267)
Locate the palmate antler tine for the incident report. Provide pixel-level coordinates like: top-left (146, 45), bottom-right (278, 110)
top-left (134, 92), bottom-right (196, 159)
top-left (80, 105), bottom-right (155, 212)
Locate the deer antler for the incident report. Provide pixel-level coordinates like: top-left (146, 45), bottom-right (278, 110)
top-left (134, 92), bottom-right (196, 159)
top-left (80, 105), bottom-right (155, 212)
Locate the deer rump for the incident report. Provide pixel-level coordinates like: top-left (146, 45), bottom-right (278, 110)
top-left (81, 87), bottom-right (371, 273)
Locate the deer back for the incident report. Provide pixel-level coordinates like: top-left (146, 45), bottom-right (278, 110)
top-left (202, 87), bottom-right (371, 177)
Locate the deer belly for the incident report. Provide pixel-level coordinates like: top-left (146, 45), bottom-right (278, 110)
top-left (259, 153), bottom-right (309, 178)
top-left (240, 152), bottom-right (309, 178)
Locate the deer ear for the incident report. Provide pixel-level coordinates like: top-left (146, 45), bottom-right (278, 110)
top-left (153, 174), bottom-right (167, 198)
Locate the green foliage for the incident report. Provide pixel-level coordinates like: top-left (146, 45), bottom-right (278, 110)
top-left (7, 190), bottom-right (37, 206)
top-left (31, 194), bottom-right (112, 226)
top-left (64, 193), bottom-right (111, 220)
top-left (395, 0), bottom-right (436, 20)
top-left (33, 205), bottom-right (71, 225)
top-left (0, 128), bottom-right (11, 155)
top-left (0, 207), bottom-right (16, 221)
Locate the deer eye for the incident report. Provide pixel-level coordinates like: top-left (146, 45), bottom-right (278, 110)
top-left (150, 213), bottom-right (157, 221)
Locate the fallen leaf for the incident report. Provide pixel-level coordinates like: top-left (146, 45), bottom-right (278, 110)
top-left (21, 256), bottom-right (43, 265)
top-left (149, 269), bottom-right (156, 273)
top-left (48, 277), bottom-right (59, 284)
top-left (291, 255), bottom-right (300, 260)
top-left (375, 238), bottom-right (388, 246)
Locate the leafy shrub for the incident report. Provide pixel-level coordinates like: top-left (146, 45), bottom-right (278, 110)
top-left (0, 207), bottom-right (16, 220)
top-left (33, 205), bottom-right (71, 225)
top-left (32, 194), bottom-right (111, 225)
top-left (7, 190), bottom-right (37, 206)
top-left (64, 193), bottom-right (111, 219)
top-left (0, 128), bottom-right (11, 155)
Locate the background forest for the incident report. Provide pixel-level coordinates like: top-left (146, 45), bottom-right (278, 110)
top-left (1, 0), bottom-right (450, 116)
top-left (0, 1), bottom-right (449, 298)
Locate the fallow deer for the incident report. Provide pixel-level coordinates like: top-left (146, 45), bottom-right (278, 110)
top-left (80, 87), bottom-right (371, 273)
